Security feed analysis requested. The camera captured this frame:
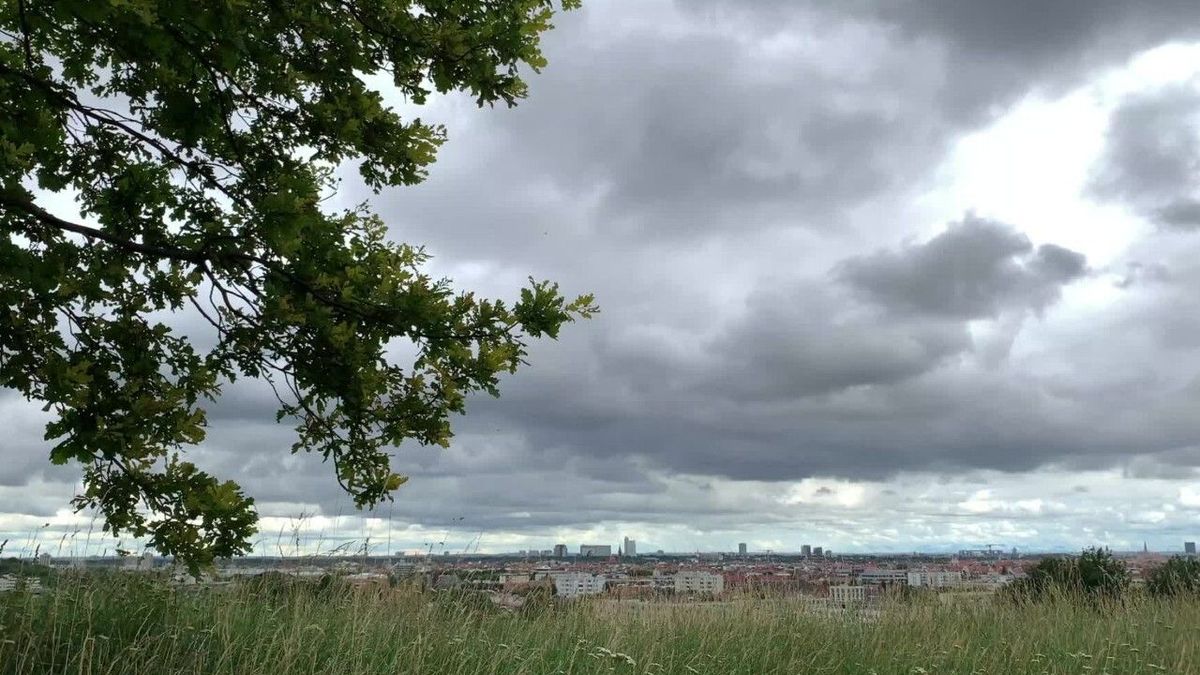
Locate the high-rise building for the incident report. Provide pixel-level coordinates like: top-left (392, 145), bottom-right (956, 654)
top-left (812, 546), bottom-right (823, 557)
top-left (801, 544), bottom-right (811, 557)
top-left (553, 544), bottom-right (568, 558)
top-left (623, 537), bottom-right (637, 557)
top-left (1186, 541), bottom-right (1197, 555)
top-left (579, 544), bottom-right (612, 557)
top-left (738, 542), bottom-right (747, 555)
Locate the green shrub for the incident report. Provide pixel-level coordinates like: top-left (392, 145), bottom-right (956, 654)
top-left (1147, 556), bottom-right (1200, 597)
top-left (1004, 547), bottom-right (1129, 604)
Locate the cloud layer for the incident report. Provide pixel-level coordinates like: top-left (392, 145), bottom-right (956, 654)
top-left (9, 0), bottom-right (1200, 555)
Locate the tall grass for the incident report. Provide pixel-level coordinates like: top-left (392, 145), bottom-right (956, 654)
top-left (1, 574), bottom-right (1196, 674)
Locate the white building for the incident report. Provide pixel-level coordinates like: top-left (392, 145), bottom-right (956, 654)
top-left (830, 585), bottom-right (865, 604)
top-left (858, 569), bottom-right (908, 585)
top-left (674, 571), bottom-right (724, 595)
top-left (906, 570), bottom-right (964, 588)
top-left (122, 551), bottom-right (156, 571)
top-left (579, 544), bottom-right (612, 557)
top-left (623, 537), bottom-right (636, 556)
top-left (552, 572), bottom-right (607, 598)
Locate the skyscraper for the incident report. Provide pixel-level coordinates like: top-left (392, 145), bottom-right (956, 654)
top-left (738, 542), bottom-right (747, 555)
top-left (553, 544), bottom-right (567, 558)
top-left (623, 537), bottom-right (636, 557)
top-left (801, 544), bottom-right (811, 557)
top-left (1186, 541), bottom-right (1197, 555)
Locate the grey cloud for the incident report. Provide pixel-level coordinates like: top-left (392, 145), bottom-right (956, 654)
top-left (14, 0), bottom-right (1200, 553)
top-left (701, 281), bottom-right (971, 402)
top-left (1114, 261), bottom-right (1172, 289)
top-left (364, 2), bottom-right (954, 253)
top-left (1090, 83), bottom-right (1200, 228)
top-left (1155, 199), bottom-right (1200, 230)
top-left (693, 0), bottom-right (1200, 127)
top-left (837, 216), bottom-right (1087, 319)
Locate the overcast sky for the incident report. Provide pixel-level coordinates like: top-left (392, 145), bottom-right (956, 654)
top-left (13, 0), bottom-right (1200, 557)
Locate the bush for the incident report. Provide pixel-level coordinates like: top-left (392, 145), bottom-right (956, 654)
top-left (1147, 556), bottom-right (1200, 597)
top-left (1004, 548), bottom-right (1129, 604)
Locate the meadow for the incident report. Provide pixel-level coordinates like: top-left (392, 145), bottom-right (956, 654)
top-left (2, 572), bottom-right (1198, 674)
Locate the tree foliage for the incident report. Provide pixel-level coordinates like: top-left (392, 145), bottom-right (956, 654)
top-left (0, 0), bottom-right (593, 571)
top-left (1146, 556), bottom-right (1200, 597)
top-left (1004, 548), bottom-right (1130, 604)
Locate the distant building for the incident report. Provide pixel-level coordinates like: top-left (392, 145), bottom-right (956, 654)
top-left (801, 544), bottom-right (811, 557)
top-left (552, 572), bottom-right (607, 598)
top-left (907, 570), bottom-right (964, 588)
top-left (858, 569), bottom-right (908, 585)
top-left (623, 537), bottom-right (637, 557)
top-left (37, 553), bottom-right (51, 566)
top-left (579, 544), bottom-right (612, 557)
top-left (674, 571), bottom-right (724, 595)
top-left (122, 551), bottom-right (155, 571)
top-left (830, 585), bottom-right (865, 604)
top-left (1187, 542), bottom-right (1197, 555)
top-left (812, 546), bottom-right (823, 557)
top-left (541, 549), bottom-right (552, 557)
top-left (738, 543), bottom-right (747, 555)
top-left (824, 549), bottom-right (833, 558)
top-left (553, 544), bottom-right (567, 558)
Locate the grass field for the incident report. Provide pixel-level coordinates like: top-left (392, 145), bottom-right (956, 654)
top-left (1, 574), bottom-right (1197, 674)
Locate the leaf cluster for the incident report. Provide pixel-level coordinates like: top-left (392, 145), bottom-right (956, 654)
top-left (0, 0), bottom-right (591, 570)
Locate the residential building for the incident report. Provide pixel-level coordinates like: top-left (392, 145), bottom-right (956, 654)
top-left (1186, 541), bottom-right (1197, 555)
top-left (553, 544), bottom-right (568, 558)
top-left (552, 572), bottom-right (607, 598)
top-left (738, 543), bottom-right (747, 555)
top-left (801, 545), bottom-right (811, 557)
top-left (623, 537), bottom-right (637, 557)
top-left (579, 544), bottom-right (612, 557)
top-left (812, 546), bottom-right (823, 557)
top-left (674, 571), bottom-right (725, 595)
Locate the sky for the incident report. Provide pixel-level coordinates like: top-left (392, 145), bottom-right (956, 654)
top-left (11, 0), bottom-right (1200, 557)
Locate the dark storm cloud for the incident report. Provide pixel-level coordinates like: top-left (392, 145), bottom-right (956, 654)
top-left (367, 2), bottom-right (951, 250)
top-left (1090, 83), bottom-right (1200, 228)
top-left (837, 216), bottom-right (1087, 319)
top-left (701, 281), bottom-right (971, 401)
top-left (694, 0), bottom-right (1200, 126)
